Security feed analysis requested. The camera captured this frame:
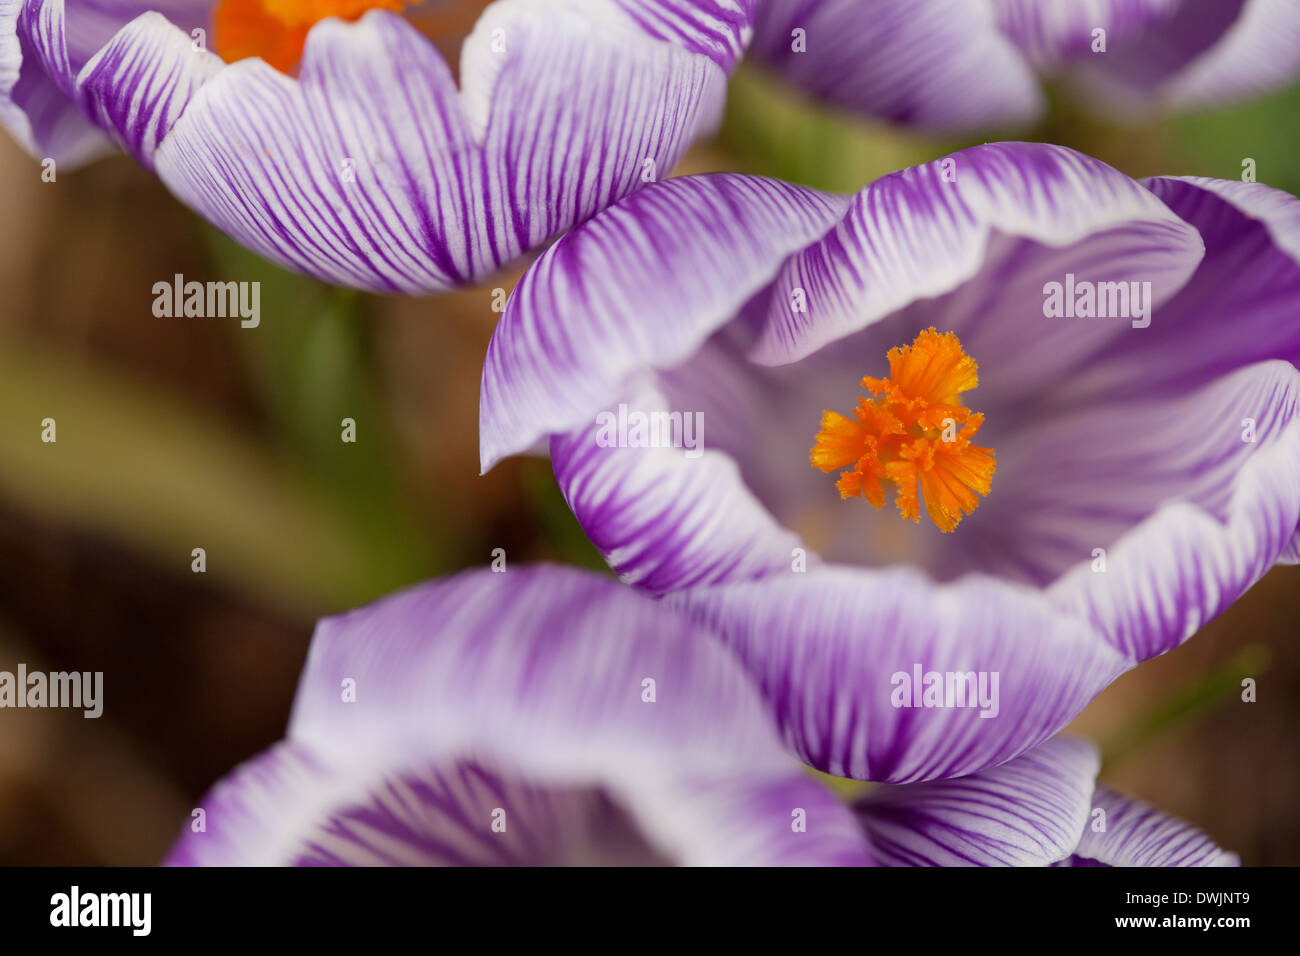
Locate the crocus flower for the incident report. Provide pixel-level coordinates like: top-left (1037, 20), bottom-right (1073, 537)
top-left (166, 564), bottom-right (1235, 866)
top-left (480, 141), bottom-right (1300, 783)
top-left (749, 0), bottom-right (1300, 133)
top-left (0, 0), bottom-right (752, 291)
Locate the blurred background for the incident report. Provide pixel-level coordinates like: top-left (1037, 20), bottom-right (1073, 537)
top-left (1, 59), bottom-right (1297, 865)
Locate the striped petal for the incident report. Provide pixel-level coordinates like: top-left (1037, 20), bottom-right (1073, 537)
top-left (155, 2), bottom-right (735, 292)
top-left (0, 0), bottom-right (210, 164)
top-left (0, 0), bottom-right (102, 163)
top-left (991, 0), bottom-right (1181, 69)
top-left (165, 744), bottom-right (683, 866)
top-left (2, 0), bottom-right (99, 163)
top-left (1033, 180), bottom-right (1300, 659)
top-left (1045, 362), bottom-right (1300, 663)
top-left (167, 746), bottom-right (873, 866)
top-left (749, 143), bottom-right (1203, 369)
top-left (2, 1), bottom-right (745, 290)
top-left (1065, 0), bottom-right (1300, 115)
top-left (168, 565), bottom-right (873, 866)
top-left (752, 1), bottom-right (1300, 129)
top-left (549, 373), bottom-right (809, 592)
top-left (1074, 177), bottom-right (1300, 395)
top-left (78, 11), bottom-right (222, 165)
top-left (480, 172), bottom-right (844, 592)
top-left (1063, 786), bottom-right (1239, 866)
top-left (612, 0), bottom-right (754, 70)
top-left (48, 0), bottom-right (208, 67)
top-left (480, 173), bottom-right (848, 471)
top-left (666, 566), bottom-right (1127, 783)
top-left (855, 736), bottom-right (1099, 866)
top-left (1158, 0), bottom-right (1300, 110)
top-left (749, 0), bottom-right (1041, 133)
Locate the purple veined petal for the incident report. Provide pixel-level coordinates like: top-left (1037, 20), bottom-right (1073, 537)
top-left (14, 0), bottom-right (78, 107)
top-left (940, 360), bottom-right (1300, 586)
top-left (625, 771), bottom-right (874, 866)
top-left (480, 173), bottom-right (849, 471)
top-left (612, 0), bottom-right (755, 71)
top-left (748, 0), bottom-right (1042, 134)
top-left (164, 743), bottom-right (679, 866)
top-left (1063, 786), bottom-right (1239, 866)
top-left (1059, 0), bottom-right (1300, 116)
top-left (3, 0), bottom-right (748, 287)
top-left (665, 565), bottom-right (1128, 783)
top-left (750, 143), bottom-right (1204, 370)
top-left (166, 746), bottom-right (874, 866)
top-left (1046, 361), bottom-right (1300, 663)
top-left (78, 13), bottom-right (223, 167)
top-left (286, 563), bottom-right (787, 774)
top-left (1, 0), bottom-right (99, 163)
top-left (993, 178), bottom-right (1300, 598)
top-left (0, 6), bottom-right (107, 165)
top-left (169, 565), bottom-right (874, 866)
top-left (1160, 176), bottom-right (1300, 265)
top-left (1158, 0), bottom-right (1300, 110)
top-left (0, 0), bottom-right (209, 165)
top-left (1063, 177), bottom-right (1300, 399)
top-left (140, 3), bottom-right (734, 293)
top-left (750, 0), bottom-right (1297, 125)
top-left (854, 736), bottom-right (1099, 865)
top-left (53, 0), bottom-right (209, 67)
top-left (549, 373), bottom-right (810, 592)
top-left (990, 0), bottom-right (1181, 70)
top-left (911, 176), bottom-right (1300, 622)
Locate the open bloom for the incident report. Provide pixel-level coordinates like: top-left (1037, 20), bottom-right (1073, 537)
top-left (0, 0), bottom-right (752, 291)
top-left (166, 564), bottom-right (1235, 866)
top-left (480, 142), bottom-right (1300, 783)
top-left (750, 0), bottom-right (1300, 133)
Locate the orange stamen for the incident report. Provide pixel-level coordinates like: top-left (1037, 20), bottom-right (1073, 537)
top-left (810, 328), bottom-right (996, 533)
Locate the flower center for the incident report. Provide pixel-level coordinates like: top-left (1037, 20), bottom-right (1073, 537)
top-left (809, 328), bottom-right (996, 533)
top-left (213, 0), bottom-right (489, 74)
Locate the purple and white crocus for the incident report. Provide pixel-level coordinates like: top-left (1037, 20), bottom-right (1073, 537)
top-left (166, 565), bottom-right (1235, 866)
top-left (480, 141), bottom-right (1300, 784)
top-left (0, 0), bottom-right (752, 291)
top-left (751, 0), bottom-right (1300, 133)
